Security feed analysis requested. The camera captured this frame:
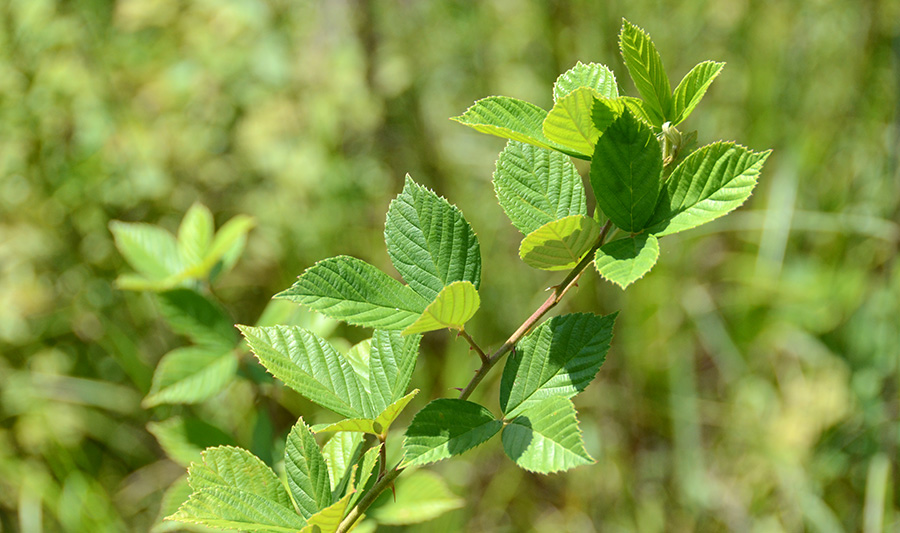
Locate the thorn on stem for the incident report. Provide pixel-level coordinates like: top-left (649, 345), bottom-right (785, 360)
top-left (453, 387), bottom-right (463, 392)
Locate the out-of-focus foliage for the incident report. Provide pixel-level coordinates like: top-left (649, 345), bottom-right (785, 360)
top-left (0, 0), bottom-right (897, 531)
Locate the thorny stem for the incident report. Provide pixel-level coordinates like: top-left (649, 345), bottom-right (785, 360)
top-left (336, 220), bottom-right (613, 532)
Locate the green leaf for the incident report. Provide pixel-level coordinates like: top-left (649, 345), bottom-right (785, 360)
top-left (110, 221), bottom-right (183, 282)
top-left (452, 96), bottom-right (587, 157)
top-left (620, 96), bottom-right (657, 127)
top-left (315, 390), bottom-right (419, 437)
top-left (619, 19), bottom-right (671, 125)
top-left (348, 446), bottom-right (380, 511)
top-left (370, 470), bottom-right (464, 525)
top-left (143, 347), bottom-right (237, 408)
top-left (402, 281), bottom-right (480, 335)
top-left (321, 432), bottom-right (364, 497)
top-left (500, 312), bottom-right (615, 417)
top-left (177, 203), bottom-right (215, 266)
top-left (670, 61), bottom-right (725, 125)
top-left (492, 141), bottom-right (586, 235)
top-left (238, 325), bottom-right (373, 419)
top-left (553, 61), bottom-right (618, 101)
top-left (385, 176), bottom-right (482, 301)
top-left (543, 88), bottom-right (619, 157)
top-left (276, 256), bottom-right (428, 330)
top-left (646, 142), bottom-right (772, 236)
top-left (299, 493), bottom-right (352, 533)
top-left (366, 329), bottom-right (420, 413)
top-left (173, 446), bottom-right (304, 532)
top-left (594, 234), bottom-right (660, 289)
top-left (589, 109), bottom-right (662, 232)
top-left (147, 417), bottom-right (236, 467)
top-left (152, 477), bottom-right (201, 533)
top-left (157, 289), bottom-right (237, 351)
top-left (518, 215), bottom-right (601, 271)
top-left (184, 214), bottom-right (256, 282)
top-left (501, 396), bottom-right (594, 474)
top-left (401, 399), bottom-right (502, 468)
top-left (284, 420), bottom-right (332, 520)
top-left (344, 339), bottom-right (372, 393)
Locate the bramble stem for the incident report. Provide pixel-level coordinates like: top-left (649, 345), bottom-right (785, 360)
top-left (458, 220), bottom-right (612, 401)
top-left (458, 329), bottom-right (489, 364)
top-left (336, 464), bottom-right (404, 533)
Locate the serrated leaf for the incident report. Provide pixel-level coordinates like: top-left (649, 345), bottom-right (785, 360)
top-left (299, 493), bottom-right (352, 533)
top-left (401, 399), bottom-right (501, 468)
top-left (493, 141), bottom-right (586, 235)
top-left (276, 256), bottom-right (428, 330)
top-left (451, 96), bottom-right (587, 159)
top-left (366, 329), bottom-right (420, 413)
top-left (500, 313), bottom-right (615, 417)
top-left (619, 19), bottom-right (671, 125)
top-left (671, 61), bottom-right (725, 125)
top-left (646, 142), bottom-right (772, 236)
top-left (322, 432), bottom-right (364, 496)
top-left (315, 390), bottom-right (419, 437)
top-left (153, 477), bottom-right (206, 533)
top-left (385, 176), bottom-right (481, 301)
top-left (501, 396), bottom-right (593, 474)
top-left (147, 418), bottom-right (236, 467)
top-left (594, 234), bottom-right (660, 289)
top-left (518, 215), bottom-right (601, 271)
top-left (110, 221), bottom-right (183, 282)
top-left (590, 109), bottom-right (662, 232)
top-left (171, 487), bottom-right (306, 532)
top-left (543, 88), bottom-right (619, 157)
top-left (348, 446), bottom-right (380, 511)
top-left (238, 325), bottom-right (373, 419)
top-left (620, 96), bottom-right (657, 127)
top-left (187, 447), bottom-right (292, 505)
top-left (402, 281), bottom-right (480, 335)
top-left (143, 347), bottom-right (237, 408)
top-left (553, 61), bottom-right (618, 101)
top-left (369, 470), bottom-right (464, 525)
top-left (284, 420), bottom-right (332, 520)
top-left (157, 289), bottom-right (236, 351)
top-left (178, 203), bottom-right (215, 266)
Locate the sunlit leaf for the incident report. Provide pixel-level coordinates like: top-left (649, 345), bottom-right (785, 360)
top-left (502, 397), bottom-right (594, 474)
top-left (619, 19), bottom-right (671, 125)
top-left (671, 61), bottom-right (725, 125)
top-left (402, 281), bottom-right (480, 335)
top-left (177, 203), bottom-right (215, 266)
top-left (594, 234), bottom-right (660, 289)
top-left (518, 215), bottom-right (601, 271)
top-left (284, 420), bottom-right (332, 520)
top-left (402, 399), bottom-right (501, 467)
top-left (553, 61), bottom-right (618, 101)
top-left (143, 347), bottom-right (237, 408)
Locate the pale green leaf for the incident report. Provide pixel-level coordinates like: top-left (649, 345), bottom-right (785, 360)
top-left (594, 234), bottom-right (660, 289)
top-left (647, 142), bottom-right (772, 236)
top-left (671, 61), bottom-right (725, 125)
top-left (370, 470), bottom-right (464, 525)
top-left (620, 96), bottom-right (658, 127)
top-left (276, 256), bottom-right (428, 330)
top-left (366, 329), bottom-right (420, 413)
top-left (171, 487), bottom-right (305, 532)
top-left (315, 390), bottom-right (418, 437)
top-left (299, 493), bottom-right (352, 533)
top-left (186, 214), bottom-right (255, 280)
top-left (157, 289), bottom-right (236, 351)
top-left (402, 281), bottom-right (480, 335)
top-left (385, 176), bottom-right (481, 301)
top-left (186, 446), bottom-right (294, 508)
top-left (315, 419), bottom-right (378, 436)
top-left (348, 447), bottom-right (381, 511)
top-left (492, 141), bottom-right (586, 235)
top-left (284, 420), bottom-right (332, 520)
top-left (589, 109), bottom-right (662, 232)
top-left (147, 417), bottom-right (236, 467)
top-left (322, 432), bottom-right (363, 497)
top-left (143, 347), bottom-right (237, 408)
top-left (178, 203), bottom-right (215, 266)
top-left (238, 325), bottom-right (373, 419)
top-left (553, 61), bottom-right (618, 101)
top-left (501, 396), bottom-right (594, 474)
top-left (375, 389), bottom-right (419, 432)
top-left (500, 313), bottom-right (615, 417)
top-left (344, 339), bottom-right (371, 393)
top-left (619, 19), bottom-right (671, 125)
top-left (401, 399), bottom-right (501, 467)
top-left (543, 89), bottom-right (623, 157)
top-left (110, 221), bottom-right (183, 282)
top-left (518, 215), bottom-right (601, 271)
top-left (152, 477), bottom-right (205, 533)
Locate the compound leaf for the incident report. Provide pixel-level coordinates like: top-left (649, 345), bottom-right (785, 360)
top-left (594, 234), bottom-right (660, 289)
top-left (500, 312), bottom-right (615, 417)
top-left (519, 215), bottom-right (601, 271)
top-left (671, 61), bottom-right (725, 125)
top-left (238, 325), bottom-right (373, 419)
top-left (647, 142), bottom-right (772, 236)
top-left (284, 420), bottom-right (332, 520)
top-left (619, 19), bottom-right (671, 125)
top-left (144, 347), bottom-right (237, 408)
top-left (553, 61), bottom-right (618, 101)
top-left (501, 396), bottom-right (594, 474)
top-left (590, 109), bottom-right (662, 232)
top-left (276, 256), bottom-right (428, 330)
top-left (385, 176), bottom-right (481, 302)
top-left (402, 281), bottom-right (480, 335)
top-left (493, 141), bottom-right (586, 235)
top-left (401, 399), bottom-right (502, 467)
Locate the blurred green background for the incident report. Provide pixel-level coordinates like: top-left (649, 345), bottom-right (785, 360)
top-left (1, 0), bottom-right (898, 531)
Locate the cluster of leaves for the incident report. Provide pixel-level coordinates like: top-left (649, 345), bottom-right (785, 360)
top-left (160, 20), bottom-right (770, 533)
